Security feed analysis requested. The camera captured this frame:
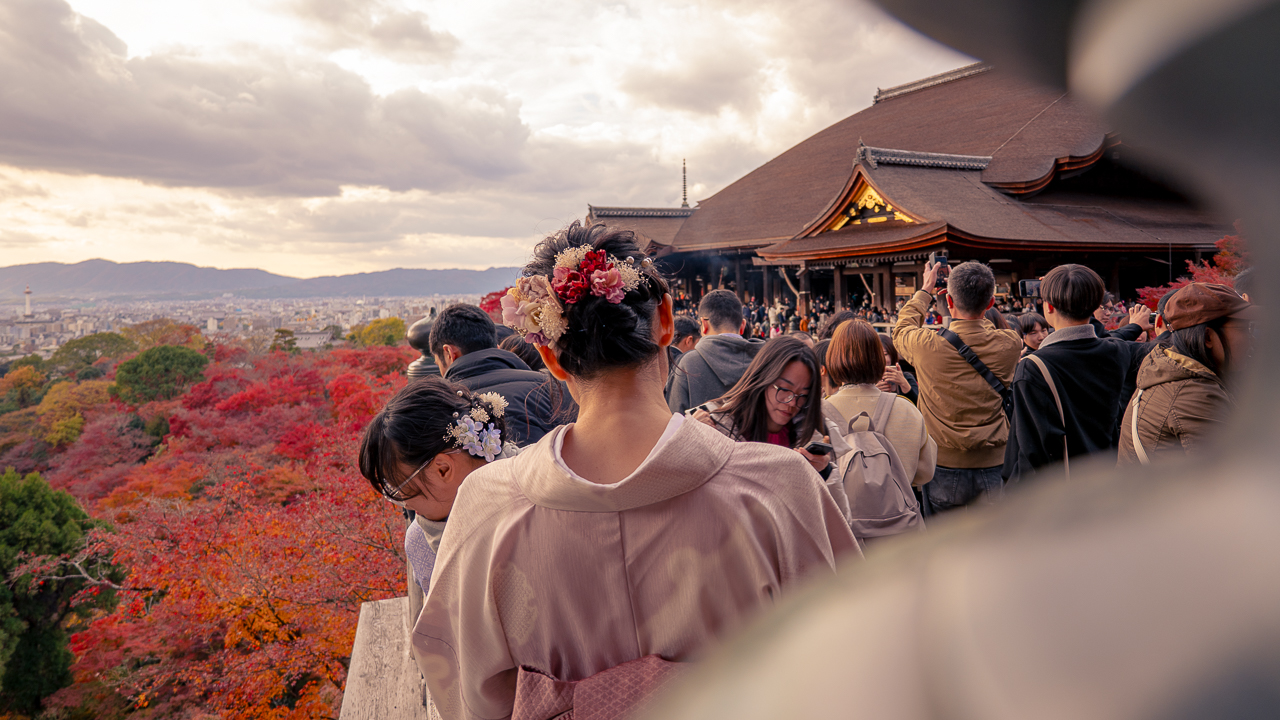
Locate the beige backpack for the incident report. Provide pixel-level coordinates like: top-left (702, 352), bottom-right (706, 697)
top-left (838, 392), bottom-right (924, 540)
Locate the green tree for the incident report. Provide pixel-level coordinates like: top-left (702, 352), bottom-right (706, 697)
top-left (269, 328), bottom-right (297, 353)
top-left (345, 318), bottom-right (406, 347)
top-left (0, 469), bottom-right (113, 714)
top-left (49, 333), bottom-right (137, 378)
top-left (110, 345), bottom-right (209, 406)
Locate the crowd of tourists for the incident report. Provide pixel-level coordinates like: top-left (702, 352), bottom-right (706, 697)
top-left (354, 221), bottom-right (1255, 720)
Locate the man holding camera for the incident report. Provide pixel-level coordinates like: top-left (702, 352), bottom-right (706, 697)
top-left (893, 259), bottom-right (1022, 513)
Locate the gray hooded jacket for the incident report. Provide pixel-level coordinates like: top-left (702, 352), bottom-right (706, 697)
top-left (667, 334), bottom-right (765, 414)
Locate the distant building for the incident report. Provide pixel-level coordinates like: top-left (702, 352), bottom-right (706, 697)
top-left (589, 64), bottom-right (1223, 312)
top-left (294, 330), bottom-right (335, 350)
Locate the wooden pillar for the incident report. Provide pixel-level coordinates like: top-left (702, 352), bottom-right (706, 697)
top-left (798, 265), bottom-right (811, 317)
top-left (878, 263), bottom-right (894, 310)
top-left (833, 266), bottom-right (846, 311)
top-left (764, 267), bottom-right (775, 305)
top-left (734, 257), bottom-right (745, 301)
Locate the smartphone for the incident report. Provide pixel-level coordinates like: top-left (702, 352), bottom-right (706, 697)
top-left (1018, 279), bottom-right (1041, 298)
top-left (1150, 312), bottom-right (1159, 326)
top-left (928, 251), bottom-right (950, 289)
top-left (804, 440), bottom-right (833, 456)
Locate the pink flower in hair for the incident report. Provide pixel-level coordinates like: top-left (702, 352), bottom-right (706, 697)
top-left (590, 268), bottom-right (626, 303)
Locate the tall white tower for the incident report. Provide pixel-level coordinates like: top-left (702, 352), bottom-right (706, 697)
top-left (23, 285), bottom-right (32, 317)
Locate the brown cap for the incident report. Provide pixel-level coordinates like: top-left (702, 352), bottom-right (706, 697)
top-left (1163, 283), bottom-right (1260, 331)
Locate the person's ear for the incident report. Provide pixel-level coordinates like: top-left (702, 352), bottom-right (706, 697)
top-left (986, 297), bottom-right (995, 311)
top-left (442, 344), bottom-right (464, 365)
top-left (945, 294), bottom-right (956, 311)
top-left (700, 318), bottom-right (712, 336)
top-left (738, 318), bottom-right (747, 335)
top-left (656, 294), bottom-right (676, 346)
top-left (536, 344), bottom-right (569, 381)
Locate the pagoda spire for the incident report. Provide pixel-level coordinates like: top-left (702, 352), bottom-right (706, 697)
top-left (681, 159), bottom-right (689, 208)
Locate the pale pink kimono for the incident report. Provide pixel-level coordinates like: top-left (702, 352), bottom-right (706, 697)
top-left (413, 416), bottom-right (860, 720)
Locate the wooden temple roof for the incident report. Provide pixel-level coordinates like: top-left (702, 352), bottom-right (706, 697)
top-left (586, 206), bottom-right (694, 254)
top-left (590, 63), bottom-right (1225, 262)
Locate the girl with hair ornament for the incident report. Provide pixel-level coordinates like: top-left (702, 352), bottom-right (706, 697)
top-left (414, 221), bottom-right (860, 720)
top-left (358, 380), bottom-right (516, 598)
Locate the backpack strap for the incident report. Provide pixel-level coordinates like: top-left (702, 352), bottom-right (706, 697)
top-left (1131, 388), bottom-right (1151, 466)
top-left (869, 391), bottom-right (895, 434)
top-left (1024, 354), bottom-right (1069, 480)
top-left (939, 328), bottom-right (1010, 405)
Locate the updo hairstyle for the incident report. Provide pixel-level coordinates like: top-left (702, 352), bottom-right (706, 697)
top-left (524, 221), bottom-right (670, 379)
top-left (358, 376), bottom-right (508, 500)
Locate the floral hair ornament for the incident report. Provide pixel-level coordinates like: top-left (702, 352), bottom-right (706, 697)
top-left (500, 246), bottom-right (646, 345)
top-left (444, 392), bottom-right (507, 462)
top-left (551, 246), bottom-right (644, 305)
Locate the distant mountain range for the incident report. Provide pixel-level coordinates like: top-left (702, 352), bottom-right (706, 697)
top-left (0, 260), bottom-right (521, 300)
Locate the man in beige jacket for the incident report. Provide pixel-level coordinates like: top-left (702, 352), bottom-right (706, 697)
top-left (892, 260), bottom-right (1022, 512)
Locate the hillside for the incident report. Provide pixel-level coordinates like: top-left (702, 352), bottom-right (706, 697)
top-left (0, 259), bottom-right (521, 299)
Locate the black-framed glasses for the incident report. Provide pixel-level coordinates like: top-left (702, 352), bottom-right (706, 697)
top-left (771, 384), bottom-right (810, 409)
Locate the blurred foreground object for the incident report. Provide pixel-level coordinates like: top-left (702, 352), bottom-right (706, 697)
top-left (644, 0), bottom-right (1280, 717)
top-left (406, 317), bottom-right (440, 378)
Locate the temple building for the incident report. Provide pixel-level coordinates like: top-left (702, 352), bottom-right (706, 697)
top-left (587, 64), bottom-right (1225, 313)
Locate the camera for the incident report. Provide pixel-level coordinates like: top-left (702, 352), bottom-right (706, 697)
top-left (1018, 279), bottom-right (1041, 298)
top-left (928, 251), bottom-right (950, 290)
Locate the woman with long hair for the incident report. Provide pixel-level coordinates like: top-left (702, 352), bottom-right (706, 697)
top-left (413, 223), bottom-right (858, 720)
top-left (1119, 283), bottom-right (1255, 464)
top-left (358, 378), bottom-right (514, 596)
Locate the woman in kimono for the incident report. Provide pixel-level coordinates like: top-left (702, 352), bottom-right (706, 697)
top-left (413, 222), bottom-right (859, 720)
top-left (358, 377), bottom-right (515, 596)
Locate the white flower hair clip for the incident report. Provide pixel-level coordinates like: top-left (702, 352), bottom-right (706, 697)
top-left (444, 391), bottom-right (508, 462)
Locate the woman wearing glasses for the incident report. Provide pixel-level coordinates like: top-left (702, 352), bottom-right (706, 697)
top-left (358, 378), bottom-right (515, 596)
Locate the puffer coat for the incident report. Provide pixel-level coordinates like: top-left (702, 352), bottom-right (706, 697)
top-left (1118, 345), bottom-right (1232, 465)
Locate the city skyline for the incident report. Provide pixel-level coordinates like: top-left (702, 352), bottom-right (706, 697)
top-left (0, 0), bottom-right (969, 278)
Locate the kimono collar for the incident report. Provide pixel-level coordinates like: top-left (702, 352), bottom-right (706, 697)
top-left (514, 419), bottom-right (734, 512)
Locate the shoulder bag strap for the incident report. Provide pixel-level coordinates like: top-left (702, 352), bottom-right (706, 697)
top-left (1131, 388), bottom-right (1151, 466)
top-left (939, 328), bottom-right (1009, 401)
top-left (869, 391), bottom-right (895, 434)
top-left (1025, 354), bottom-right (1069, 479)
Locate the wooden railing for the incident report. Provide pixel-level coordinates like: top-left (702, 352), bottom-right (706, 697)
top-left (339, 518), bottom-right (433, 720)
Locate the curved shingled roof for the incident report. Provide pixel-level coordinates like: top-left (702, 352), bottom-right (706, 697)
top-left (670, 64), bottom-right (1106, 251)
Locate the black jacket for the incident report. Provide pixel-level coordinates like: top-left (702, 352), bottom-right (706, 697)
top-left (1003, 329), bottom-right (1148, 483)
top-left (445, 348), bottom-right (568, 445)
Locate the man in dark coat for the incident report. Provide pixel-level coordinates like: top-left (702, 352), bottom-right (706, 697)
top-left (430, 304), bottom-right (569, 445)
top-left (1004, 265), bottom-right (1151, 482)
top-left (667, 290), bottom-right (764, 414)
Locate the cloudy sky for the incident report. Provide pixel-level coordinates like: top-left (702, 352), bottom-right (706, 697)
top-left (0, 0), bottom-right (968, 278)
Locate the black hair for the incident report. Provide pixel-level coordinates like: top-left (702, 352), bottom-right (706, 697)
top-left (430, 303), bottom-right (497, 358)
top-left (358, 377), bottom-right (507, 500)
top-left (813, 338), bottom-right (831, 370)
top-left (698, 290), bottom-right (743, 332)
top-left (523, 221), bottom-right (669, 380)
top-left (983, 307), bottom-right (1011, 330)
top-left (499, 333), bottom-right (545, 371)
top-left (817, 311), bottom-right (854, 340)
top-left (946, 262), bottom-right (996, 315)
top-left (673, 315), bottom-right (701, 345)
top-left (878, 332), bottom-right (898, 365)
top-left (1041, 264), bottom-right (1106, 321)
top-left (714, 336), bottom-right (823, 446)
top-left (1169, 316), bottom-right (1231, 377)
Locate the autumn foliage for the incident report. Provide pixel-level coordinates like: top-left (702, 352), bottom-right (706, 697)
top-left (1136, 225), bottom-right (1250, 308)
top-left (1, 337), bottom-right (417, 718)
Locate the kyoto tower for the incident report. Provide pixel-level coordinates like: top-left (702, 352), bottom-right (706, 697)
top-left (23, 285), bottom-right (32, 317)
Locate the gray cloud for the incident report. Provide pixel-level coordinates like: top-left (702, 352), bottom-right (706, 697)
top-left (620, 44), bottom-right (766, 116)
top-left (0, 0), bottom-right (523, 195)
top-left (290, 0), bottom-right (458, 63)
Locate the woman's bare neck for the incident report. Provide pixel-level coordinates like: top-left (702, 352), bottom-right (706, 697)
top-left (559, 365), bottom-right (673, 485)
